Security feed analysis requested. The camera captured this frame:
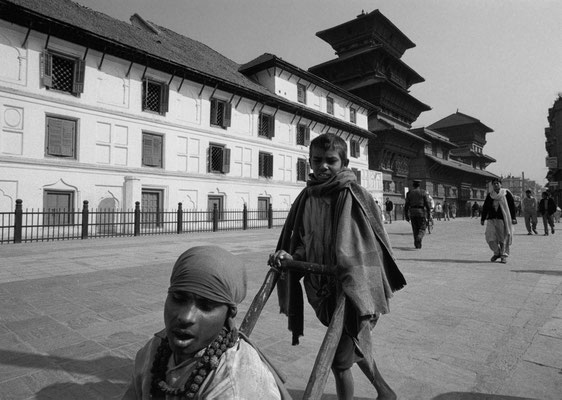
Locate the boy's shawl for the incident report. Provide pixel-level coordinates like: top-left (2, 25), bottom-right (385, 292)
top-left (275, 168), bottom-right (406, 345)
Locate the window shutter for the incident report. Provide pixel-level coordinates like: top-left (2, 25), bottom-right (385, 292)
top-left (355, 140), bottom-right (361, 157)
top-left (41, 51), bottom-right (53, 88)
top-left (72, 59), bottom-right (85, 94)
top-left (223, 102), bottom-right (232, 128)
top-left (223, 148), bottom-right (231, 173)
top-left (60, 119), bottom-right (75, 157)
top-left (47, 118), bottom-right (63, 155)
top-left (268, 116), bottom-right (275, 138)
top-left (207, 146), bottom-right (211, 172)
top-left (356, 169), bottom-right (362, 184)
top-left (160, 84), bottom-right (169, 114)
top-left (267, 154), bottom-right (273, 177)
top-left (210, 99), bottom-right (218, 125)
top-left (304, 127), bottom-right (311, 146)
top-left (142, 135), bottom-right (154, 166)
top-left (142, 79), bottom-right (148, 111)
top-left (153, 135), bottom-right (162, 167)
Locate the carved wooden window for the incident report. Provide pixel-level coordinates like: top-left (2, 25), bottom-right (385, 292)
top-left (41, 50), bottom-right (85, 95)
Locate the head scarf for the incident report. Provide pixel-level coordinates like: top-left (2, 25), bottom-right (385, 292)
top-left (168, 245), bottom-right (247, 306)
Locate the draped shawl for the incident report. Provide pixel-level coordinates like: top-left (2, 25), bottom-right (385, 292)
top-left (276, 168), bottom-right (406, 345)
top-left (489, 188), bottom-right (514, 245)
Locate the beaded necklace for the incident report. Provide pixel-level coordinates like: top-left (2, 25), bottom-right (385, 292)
top-left (150, 327), bottom-right (238, 399)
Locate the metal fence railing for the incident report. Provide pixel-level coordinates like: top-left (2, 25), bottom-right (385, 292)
top-left (0, 200), bottom-right (289, 245)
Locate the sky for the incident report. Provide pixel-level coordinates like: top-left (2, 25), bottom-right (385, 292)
top-left (72, 0), bottom-right (562, 184)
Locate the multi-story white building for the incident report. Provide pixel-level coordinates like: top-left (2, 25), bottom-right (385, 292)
top-left (0, 0), bottom-right (382, 216)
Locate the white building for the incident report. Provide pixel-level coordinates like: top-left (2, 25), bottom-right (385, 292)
top-left (0, 0), bottom-right (382, 216)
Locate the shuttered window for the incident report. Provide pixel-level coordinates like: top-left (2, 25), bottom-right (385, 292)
top-left (142, 79), bottom-right (169, 115)
top-left (296, 124), bottom-right (310, 146)
top-left (40, 50), bottom-right (85, 95)
top-left (142, 133), bottom-right (163, 168)
top-left (46, 117), bottom-right (76, 158)
top-left (259, 152), bottom-right (274, 178)
top-left (350, 107), bottom-right (357, 124)
top-left (350, 139), bottom-right (360, 158)
top-left (258, 113), bottom-right (275, 139)
top-left (352, 168), bottom-right (362, 184)
top-left (43, 190), bottom-right (74, 226)
top-left (296, 158), bottom-right (309, 182)
top-left (327, 97), bottom-right (334, 115)
top-left (207, 144), bottom-right (230, 174)
top-left (210, 98), bottom-right (232, 129)
top-left (297, 83), bottom-right (307, 104)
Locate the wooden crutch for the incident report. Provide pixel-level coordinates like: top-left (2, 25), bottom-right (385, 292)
top-left (239, 260), bottom-right (345, 400)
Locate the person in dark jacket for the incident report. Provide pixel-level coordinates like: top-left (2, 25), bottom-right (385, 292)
top-left (538, 191), bottom-right (556, 235)
top-left (480, 178), bottom-right (517, 264)
top-left (404, 180), bottom-right (432, 249)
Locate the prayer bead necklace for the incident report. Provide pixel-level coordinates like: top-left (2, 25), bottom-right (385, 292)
top-left (150, 327), bottom-right (238, 399)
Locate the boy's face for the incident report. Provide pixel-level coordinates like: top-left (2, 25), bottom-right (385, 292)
top-left (164, 291), bottom-right (228, 364)
top-left (309, 146), bottom-right (344, 182)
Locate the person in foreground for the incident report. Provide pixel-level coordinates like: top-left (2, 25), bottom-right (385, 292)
top-left (122, 245), bottom-right (290, 400)
top-left (480, 178), bottom-right (517, 264)
top-left (404, 179), bottom-right (432, 249)
top-left (270, 133), bottom-right (406, 400)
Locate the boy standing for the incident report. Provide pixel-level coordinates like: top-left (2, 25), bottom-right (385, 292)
top-left (270, 133), bottom-right (406, 400)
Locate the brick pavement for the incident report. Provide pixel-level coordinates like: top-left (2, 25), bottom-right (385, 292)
top-left (0, 219), bottom-right (561, 399)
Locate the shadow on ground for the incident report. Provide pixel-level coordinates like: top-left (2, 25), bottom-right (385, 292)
top-left (1, 349), bottom-right (130, 399)
top-left (512, 269), bottom-right (562, 276)
top-left (288, 389), bottom-right (373, 399)
top-left (395, 258), bottom-right (488, 264)
top-left (432, 392), bottom-right (540, 400)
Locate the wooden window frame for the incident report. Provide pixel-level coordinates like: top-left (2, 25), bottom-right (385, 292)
top-left (142, 78), bottom-right (169, 115)
top-left (258, 113), bottom-right (275, 139)
top-left (327, 96), bottom-right (334, 115)
top-left (142, 132), bottom-right (164, 168)
top-left (40, 50), bottom-right (85, 95)
top-left (258, 151), bottom-right (274, 178)
top-left (296, 124), bottom-right (311, 146)
top-left (43, 190), bottom-right (75, 226)
top-left (207, 143), bottom-right (231, 174)
top-left (210, 98), bottom-right (232, 129)
top-left (297, 83), bottom-right (307, 104)
top-left (45, 116), bottom-right (77, 159)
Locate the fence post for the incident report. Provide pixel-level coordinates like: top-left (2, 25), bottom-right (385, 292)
top-left (212, 203), bottom-right (218, 232)
top-left (242, 203), bottom-right (248, 230)
top-left (177, 202), bottom-right (183, 234)
top-left (134, 201), bottom-right (140, 236)
top-left (268, 203), bottom-right (273, 229)
top-left (81, 200), bottom-right (89, 240)
top-left (14, 199), bottom-right (22, 244)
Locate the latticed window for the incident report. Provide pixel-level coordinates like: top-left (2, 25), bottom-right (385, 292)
top-left (350, 139), bottom-right (360, 158)
top-left (327, 96), bottom-right (334, 115)
top-left (297, 83), bottom-right (307, 104)
top-left (41, 51), bottom-right (85, 95)
top-left (142, 79), bottom-right (169, 115)
top-left (296, 124), bottom-right (310, 146)
top-left (210, 98), bottom-right (232, 129)
top-left (208, 144), bottom-right (231, 174)
top-left (258, 113), bottom-right (275, 138)
top-left (259, 152), bottom-right (274, 178)
top-left (297, 158), bottom-right (308, 182)
top-left (350, 107), bottom-right (357, 124)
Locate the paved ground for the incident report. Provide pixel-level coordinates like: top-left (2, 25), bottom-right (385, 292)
top-left (0, 217), bottom-right (561, 400)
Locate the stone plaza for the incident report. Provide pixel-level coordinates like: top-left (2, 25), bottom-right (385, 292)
top-left (0, 217), bottom-right (561, 399)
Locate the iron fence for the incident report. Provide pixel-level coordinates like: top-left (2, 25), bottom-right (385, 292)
top-left (0, 200), bottom-right (289, 245)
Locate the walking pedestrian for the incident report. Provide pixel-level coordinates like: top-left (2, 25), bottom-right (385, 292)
top-left (270, 133), bottom-right (406, 400)
top-left (538, 192), bottom-right (556, 235)
top-left (434, 202), bottom-right (443, 221)
top-left (404, 179), bottom-right (432, 249)
top-left (521, 189), bottom-right (538, 235)
top-left (442, 201), bottom-right (450, 221)
top-left (480, 178), bottom-right (517, 264)
top-left (471, 201), bottom-right (480, 218)
top-left (384, 197), bottom-right (394, 224)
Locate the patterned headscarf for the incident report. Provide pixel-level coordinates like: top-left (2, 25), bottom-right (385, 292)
top-left (168, 245), bottom-right (247, 306)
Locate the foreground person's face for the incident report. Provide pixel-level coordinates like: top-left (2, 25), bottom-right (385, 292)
top-left (164, 291), bottom-right (229, 364)
top-left (309, 147), bottom-right (344, 182)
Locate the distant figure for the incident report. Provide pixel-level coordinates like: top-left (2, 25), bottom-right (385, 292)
top-left (521, 190), bottom-right (538, 235)
top-left (434, 202), bottom-right (443, 221)
top-left (471, 201), bottom-right (480, 218)
top-left (404, 180), bottom-right (432, 249)
top-left (384, 197), bottom-right (394, 224)
top-left (450, 202), bottom-right (457, 219)
top-left (442, 201), bottom-right (450, 221)
top-left (538, 192), bottom-right (556, 235)
top-left (555, 206), bottom-right (561, 223)
top-left (480, 178), bottom-right (517, 264)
